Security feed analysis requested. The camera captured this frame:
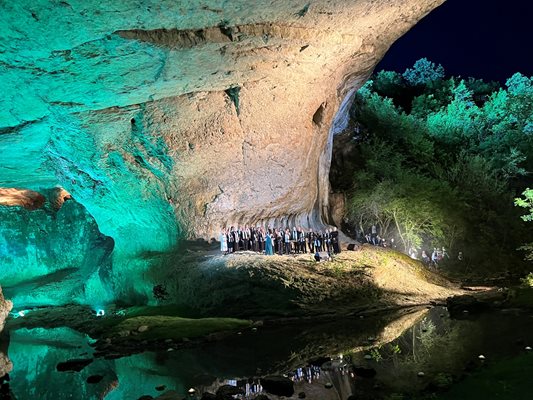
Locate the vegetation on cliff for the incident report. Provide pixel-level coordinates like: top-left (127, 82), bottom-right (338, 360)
top-left (336, 59), bottom-right (533, 274)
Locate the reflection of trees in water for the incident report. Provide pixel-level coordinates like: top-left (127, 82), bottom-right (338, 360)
top-left (359, 308), bottom-right (484, 393)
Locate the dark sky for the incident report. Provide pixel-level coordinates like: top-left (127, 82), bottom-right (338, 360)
top-left (376, 0), bottom-right (533, 83)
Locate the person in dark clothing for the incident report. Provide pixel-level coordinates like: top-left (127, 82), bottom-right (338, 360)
top-left (308, 231), bottom-right (315, 253)
top-left (227, 228), bottom-right (234, 253)
top-left (324, 229), bottom-right (331, 253)
top-left (243, 225), bottom-right (250, 251)
top-left (314, 232), bottom-right (322, 252)
top-left (257, 229), bottom-right (264, 253)
top-left (298, 228), bottom-right (307, 253)
top-left (331, 227), bottom-right (341, 254)
top-left (251, 227), bottom-right (257, 252)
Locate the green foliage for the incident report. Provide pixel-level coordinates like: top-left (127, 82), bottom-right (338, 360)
top-left (372, 70), bottom-right (405, 98)
top-left (343, 60), bottom-right (533, 272)
top-left (403, 58), bottom-right (445, 86)
top-left (520, 272), bottom-right (533, 287)
top-left (515, 188), bottom-right (533, 261)
top-left (370, 346), bottom-right (384, 362)
top-left (515, 188), bottom-right (533, 222)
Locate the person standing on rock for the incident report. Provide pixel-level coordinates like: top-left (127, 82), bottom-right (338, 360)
top-left (431, 248), bottom-right (438, 267)
top-left (233, 227), bottom-right (240, 253)
top-left (220, 228), bottom-right (228, 255)
top-left (251, 227), bottom-right (257, 252)
top-left (314, 231), bottom-right (322, 252)
top-left (331, 227), bottom-right (341, 254)
top-left (258, 228), bottom-right (265, 253)
top-left (284, 229), bottom-right (291, 254)
top-left (276, 229), bottom-right (283, 255)
top-left (308, 230), bottom-right (315, 253)
top-left (265, 231), bottom-right (274, 255)
top-left (243, 225), bottom-right (251, 251)
top-left (324, 229), bottom-right (331, 253)
top-left (298, 227), bottom-right (307, 253)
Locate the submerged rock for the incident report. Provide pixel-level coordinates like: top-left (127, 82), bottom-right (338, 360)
top-left (87, 375), bottom-right (104, 384)
top-left (261, 376), bottom-right (294, 397)
top-left (353, 366), bottom-right (377, 378)
top-left (447, 295), bottom-right (491, 318)
top-left (216, 384), bottom-right (244, 399)
top-left (56, 358), bottom-right (93, 372)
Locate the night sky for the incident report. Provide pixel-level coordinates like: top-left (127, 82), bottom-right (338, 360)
top-left (376, 0), bottom-right (533, 83)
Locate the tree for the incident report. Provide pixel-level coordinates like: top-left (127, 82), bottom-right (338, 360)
top-left (372, 70), bottom-right (405, 98)
top-left (515, 188), bottom-right (533, 261)
top-left (403, 58), bottom-right (445, 86)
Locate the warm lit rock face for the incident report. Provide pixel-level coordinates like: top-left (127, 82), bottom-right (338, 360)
top-left (0, 0), bottom-right (443, 303)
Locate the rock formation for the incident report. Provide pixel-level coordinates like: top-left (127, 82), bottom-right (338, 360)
top-left (0, 286), bottom-right (12, 333)
top-left (0, 0), bottom-right (444, 303)
top-left (0, 197), bottom-right (114, 306)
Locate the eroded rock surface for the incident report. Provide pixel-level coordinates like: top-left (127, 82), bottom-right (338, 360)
top-left (0, 286), bottom-right (12, 333)
top-left (0, 0), bottom-right (444, 302)
top-left (0, 198), bottom-right (114, 306)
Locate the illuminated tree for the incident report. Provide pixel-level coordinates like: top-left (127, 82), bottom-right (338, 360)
top-left (403, 58), bottom-right (445, 86)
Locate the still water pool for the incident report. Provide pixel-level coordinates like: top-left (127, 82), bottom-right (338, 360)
top-left (2, 307), bottom-right (533, 399)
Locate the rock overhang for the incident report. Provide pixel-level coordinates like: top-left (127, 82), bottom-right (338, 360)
top-left (0, 0), bottom-right (445, 303)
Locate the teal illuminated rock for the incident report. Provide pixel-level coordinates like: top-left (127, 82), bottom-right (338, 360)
top-left (0, 199), bottom-right (114, 307)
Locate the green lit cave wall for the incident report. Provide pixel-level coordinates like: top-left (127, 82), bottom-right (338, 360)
top-left (0, 197), bottom-right (114, 307)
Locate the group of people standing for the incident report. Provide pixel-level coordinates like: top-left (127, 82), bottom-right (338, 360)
top-left (359, 225), bottom-right (461, 268)
top-left (219, 225), bottom-right (341, 256)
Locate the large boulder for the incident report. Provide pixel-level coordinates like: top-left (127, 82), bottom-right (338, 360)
top-left (446, 295), bottom-right (491, 318)
top-left (0, 198), bottom-right (115, 307)
top-left (261, 376), bottom-right (295, 397)
top-left (0, 286), bottom-right (13, 383)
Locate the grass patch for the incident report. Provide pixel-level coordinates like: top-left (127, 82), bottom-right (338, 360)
top-left (111, 315), bottom-right (252, 341)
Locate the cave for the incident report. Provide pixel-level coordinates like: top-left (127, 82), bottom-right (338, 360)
top-left (5, 1), bottom-right (530, 399)
top-left (0, 0), bottom-right (445, 307)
